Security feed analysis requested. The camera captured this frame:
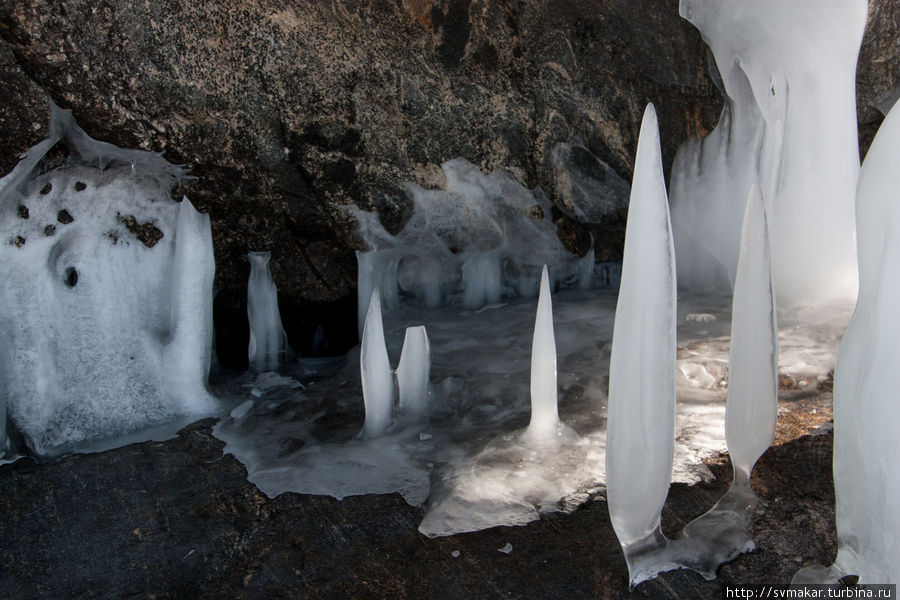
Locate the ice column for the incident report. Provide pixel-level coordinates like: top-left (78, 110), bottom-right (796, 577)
top-left (672, 0), bottom-right (867, 304)
top-left (247, 251), bottom-right (289, 373)
top-left (524, 265), bottom-right (561, 442)
top-left (396, 325), bottom-right (430, 421)
top-left (605, 103), bottom-right (678, 587)
top-left (163, 198), bottom-right (218, 411)
top-left (360, 288), bottom-right (394, 438)
top-left (675, 184), bottom-right (778, 577)
top-left (794, 98), bottom-right (900, 585)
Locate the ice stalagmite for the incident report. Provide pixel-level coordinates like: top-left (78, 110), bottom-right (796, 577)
top-left (672, 0), bottom-right (867, 304)
top-left (794, 96), bottom-right (900, 586)
top-left (247, 251), bottom-right (289, 373)
top-left (606, 103), bottom-right (678, 587)
top-left (396, 325), bottom-right (430, 421)
top-left (360, 288), bottom-right (394, 438)
top-left (524, 265), bottom-right (560, 442)
top-left (676, 184), bottom-right (778, 577)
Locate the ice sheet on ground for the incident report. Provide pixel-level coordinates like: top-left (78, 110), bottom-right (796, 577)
top-left (213, 288), bottom-right (852, 536)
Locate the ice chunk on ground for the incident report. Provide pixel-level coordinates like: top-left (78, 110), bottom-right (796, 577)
top-left (0, 104), bottom-right (219, 456)
top-left (247, 251), bottom-right (289, 373)
top-left (605, 103), bottom-right (678, 587)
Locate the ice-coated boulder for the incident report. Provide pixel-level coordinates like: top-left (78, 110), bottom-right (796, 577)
top-left (0, 104), bottom-right (218, 455)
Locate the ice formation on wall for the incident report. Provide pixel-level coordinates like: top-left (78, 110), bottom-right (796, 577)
top-left (247, 251), bottom-right (289, 373)
top-left (0, 104), bottom-right (218, 455)
top-left (674, 183), bottom-right (778, 577)
top-left (352, 158), bottom-right (598, 329)
top-left (605, 103), bottom-right (678, 587)
top-left (671, 0), bottom-right (867, 304)
top-left (794, 96), bottom-right (900, 586)
top-left (360, 288), bottom-right (395, 437)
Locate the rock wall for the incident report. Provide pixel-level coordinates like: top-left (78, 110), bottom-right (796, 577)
top-left (0, 0), bottom-right (896, 361)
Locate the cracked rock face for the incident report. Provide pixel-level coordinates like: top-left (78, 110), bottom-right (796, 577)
top-left (0, 0), bottom-right (895, 319)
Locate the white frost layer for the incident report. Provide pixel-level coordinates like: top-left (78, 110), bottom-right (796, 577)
top-left (247, 251), bottom-right (289, 373)
top-left (0, 105), bottom-right (219, 456)
top-left (672, 0), bottom-right (867, 305)
top-left (605, 103), bottom-right (677, 585)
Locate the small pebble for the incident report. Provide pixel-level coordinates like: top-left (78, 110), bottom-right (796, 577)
top-left (498, 543), bottom-right (513, 554)
top-left (451, 550), bottom-right (460, 558)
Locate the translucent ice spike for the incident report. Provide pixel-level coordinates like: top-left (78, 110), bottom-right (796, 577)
top-left (524, 265), bottom-right (561, 442)
top-left (360, 288), bottom-right (394, 438)
top-left (676, 184), bottom-right (778, 577)
top-left (605, 103), bottom-right (678, 588)
top-left (794, 93), bottom-right (900, 586)
top-left (247, 251), bottom-right (289, 373)
top-left (397, 325), bottom-right (431, 421)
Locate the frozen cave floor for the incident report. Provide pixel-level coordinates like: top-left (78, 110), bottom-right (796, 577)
top-left (0, 388), bottom-right (838, 599)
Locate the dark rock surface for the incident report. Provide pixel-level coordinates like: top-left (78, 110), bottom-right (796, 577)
top-left (858, 0), bottom-right (900, 160)
top-left (0, 395), bottom-right (838, 599)
top-left (0, 0), bottom-right (720, 307)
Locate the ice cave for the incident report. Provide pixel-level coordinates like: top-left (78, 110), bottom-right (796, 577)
top-left (0, 0), bottom-right (898, 596)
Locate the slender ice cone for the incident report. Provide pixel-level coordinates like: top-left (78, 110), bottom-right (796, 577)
top-left (794, 93), bottom-right (900, 585)
top-left (677, 183), bottom-right (778, 578)
top-left (397, 325), bottom-right (431, 421)
top-left (247, 251), bottom-right (289, 373)
top-left (360, 288), bottom-right (394, 438)
top-left (725, 184), bottom-right (778, 484)
top-left (524, 265), bottom-right (560, 442)
top-left (605, 103), bottom-right (678, 587)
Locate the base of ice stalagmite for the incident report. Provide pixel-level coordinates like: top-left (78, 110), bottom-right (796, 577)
top-left (0, 104), bottom-right (220, 456)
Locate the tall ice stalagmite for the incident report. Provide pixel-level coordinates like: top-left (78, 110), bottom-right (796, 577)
top-left (606, 103), bottom-right (678, 587)
top-left (675, 184), bottom-right (778, 577)
top-left (794, 94), bottom-right (900, 586)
